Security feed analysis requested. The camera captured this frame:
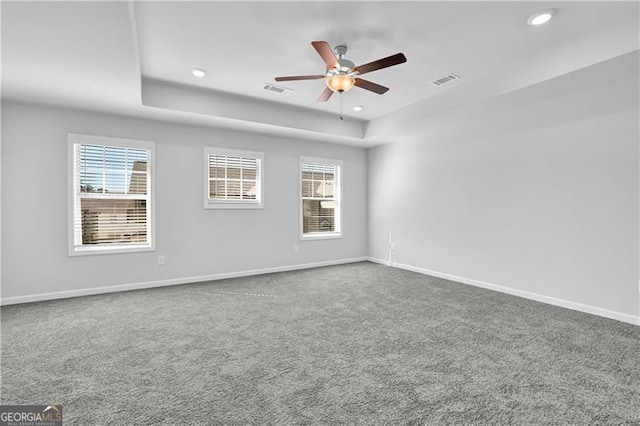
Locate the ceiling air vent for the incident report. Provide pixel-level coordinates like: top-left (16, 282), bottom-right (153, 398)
top-left (263, 83), bottom-right (291, 93)
top-left (432, 73), bottom-right (460, 86)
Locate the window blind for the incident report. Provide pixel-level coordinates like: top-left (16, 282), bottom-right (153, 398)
top-left (300, 160), bottom-right (341, 236)
top-left (71, 138), bottom-right (153, 253)
top-left (204, 148), bottom-right (264, 209)
top-left (208, 154), bottom-right (259, 200)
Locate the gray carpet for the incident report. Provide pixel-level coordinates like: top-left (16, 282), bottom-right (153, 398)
top-left (2, 262), bottom-right (639, 425)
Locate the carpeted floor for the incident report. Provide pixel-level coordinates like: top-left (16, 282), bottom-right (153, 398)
top-left (1, 262), bottom-right (639, 424)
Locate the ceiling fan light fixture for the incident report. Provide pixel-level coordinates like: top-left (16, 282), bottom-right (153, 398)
top-left (326, 74), bottom-right (355, 92)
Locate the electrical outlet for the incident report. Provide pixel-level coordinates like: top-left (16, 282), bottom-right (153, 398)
top-left (158, 255), bottom-right (166, 265)
top-left (293, 244), bottom-right (300, 253)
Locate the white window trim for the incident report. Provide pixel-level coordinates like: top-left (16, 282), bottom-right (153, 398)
top-left (204, 147), bottom-right (264, 209)
top-left (67, 133), bottom-right (156, 256)
top-left (299, 156), bottom-right (343, 241)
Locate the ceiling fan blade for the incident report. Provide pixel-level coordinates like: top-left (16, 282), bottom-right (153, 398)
top-left (354, 53), bottom-right (407, 75)
top-left (275, 75), bottom-right (325, 82)
top-left (311, 41), bottom-right (339, 69)
top-left (317, 87), bottom-right (334, 102)
top-left (354, 78), bottom-right (389, 94)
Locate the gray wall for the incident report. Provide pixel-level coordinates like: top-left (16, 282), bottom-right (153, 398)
top-left (1, 102), bottom-right (368, 299)
top-left (368, 55), bottom-right (639, 320)
top-left (2, 53), bottom-right (638, 324)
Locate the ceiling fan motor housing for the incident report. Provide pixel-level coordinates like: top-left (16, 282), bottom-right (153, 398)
top-left (327, 60), bottom-right (356, 76)
top-left (327, 46), bottom-right (356, 77)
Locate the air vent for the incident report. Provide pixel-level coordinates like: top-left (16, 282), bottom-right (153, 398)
top-left (432, 73), bottom-right (460, 86)
top-left (263, 83), bottom-right (291, 93)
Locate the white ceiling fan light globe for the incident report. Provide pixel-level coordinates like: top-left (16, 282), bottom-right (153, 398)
top-left (326, 74), bottom-right (355, 92)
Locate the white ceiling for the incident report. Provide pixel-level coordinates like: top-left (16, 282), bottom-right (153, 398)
top-left (2, 1), bottom-right (638, 146)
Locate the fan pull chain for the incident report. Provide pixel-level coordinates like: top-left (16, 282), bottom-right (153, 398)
top-left (339, 91), bottom-right (344, 121)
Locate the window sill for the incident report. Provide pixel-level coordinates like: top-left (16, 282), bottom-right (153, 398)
top-left (204, 202), bottom-right (264, 210)
top-left (300, 232), bottom-right (342, 241)
top-left (69, 244), bottom-right (155, 257)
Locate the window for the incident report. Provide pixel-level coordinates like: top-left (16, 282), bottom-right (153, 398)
top-left (204, 147), bottom-right (264, 209)
top-left (68, 134), bottom-right (155, 255)
top-left (300, 156), bottom-right (342, 239)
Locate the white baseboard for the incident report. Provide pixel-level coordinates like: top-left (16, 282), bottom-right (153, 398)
top-left (367, 257), bottom-right (640, 326)
top-left (0, 257), bottom-right (367, 306)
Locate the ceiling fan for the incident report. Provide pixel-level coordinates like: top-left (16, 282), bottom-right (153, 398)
top-left (275, 41), bottom-right (407, 102)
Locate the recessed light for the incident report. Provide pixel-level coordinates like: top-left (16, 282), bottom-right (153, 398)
top-left (527, 9), bottom-right (556, 26)
top-left (192, 68), bottom-right (206, 78)
top-left (352, 105), bottom-right (364, 112)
